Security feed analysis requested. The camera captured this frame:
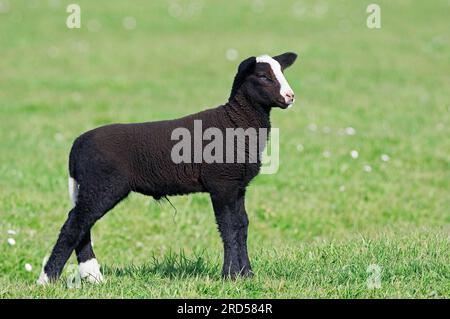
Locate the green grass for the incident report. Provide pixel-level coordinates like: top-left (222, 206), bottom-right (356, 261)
top-left (0, 0), bottom-right (449, 298)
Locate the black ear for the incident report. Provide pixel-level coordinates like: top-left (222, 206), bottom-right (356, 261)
top-left (273, 52), bottom-right (298, 71)
top-left (229, 56), bottom-right (256, 100)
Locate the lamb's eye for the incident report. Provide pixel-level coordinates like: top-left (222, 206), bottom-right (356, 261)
top-left (257, 74), bottom-right (272, 82)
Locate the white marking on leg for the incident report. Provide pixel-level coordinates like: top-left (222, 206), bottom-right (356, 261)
top-left (36, 271), bottom-right (49, 286)
top-left (256, 55), bottom-right (295, 105)
top-left (68, 176), bottom-right (78, 206)
top-left (79, 258), bottom-right (104, 284)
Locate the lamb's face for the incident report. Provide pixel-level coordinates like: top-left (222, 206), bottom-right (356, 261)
top-left (232, 52), bottom-right (298, 109)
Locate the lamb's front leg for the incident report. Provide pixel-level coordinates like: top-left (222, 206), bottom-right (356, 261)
top-left (236, 191), bottom-right (253, 277)
top-left (210, 191), bottom-right (241, 279)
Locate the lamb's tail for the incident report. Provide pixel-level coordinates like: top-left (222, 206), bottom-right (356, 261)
top-left (68, 176), bottom-right (79, 207)
top-left (68, 144), bottom-right (79, 207)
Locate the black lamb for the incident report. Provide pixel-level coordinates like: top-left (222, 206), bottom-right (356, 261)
top-left (37, 52), bottom-right (298, 284)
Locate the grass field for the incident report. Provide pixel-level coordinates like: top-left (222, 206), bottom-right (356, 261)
top-left (0, 0), bottom-right (449, 298)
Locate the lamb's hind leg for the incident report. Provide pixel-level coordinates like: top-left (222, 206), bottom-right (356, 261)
top-left (75, 232), bottom-right (103, 283)
top-left (73, 176), bottom-right (102, 284)
top-left (37, 179), bottom-right (130, 285)
top-left (37, 205), bottom-right (95, 284)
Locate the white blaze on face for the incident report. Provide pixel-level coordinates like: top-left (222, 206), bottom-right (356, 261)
top-left (256, 55), bottom-right (295, 106)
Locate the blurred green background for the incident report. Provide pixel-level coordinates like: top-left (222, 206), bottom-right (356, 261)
top-left (0, 0), bottom-right (448, 298)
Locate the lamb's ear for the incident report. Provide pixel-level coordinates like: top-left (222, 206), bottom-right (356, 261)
top-left (229, 56), bottom-right (256, 100)
top-left (237, 56), bottom-right (256, 75)
top-left (273, 52), bottom-right (298, 71)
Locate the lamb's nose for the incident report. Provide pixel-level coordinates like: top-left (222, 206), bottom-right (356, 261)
top-left (285, 91), bottom-right (295, 102)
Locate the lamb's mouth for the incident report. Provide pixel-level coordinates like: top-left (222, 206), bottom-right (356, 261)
top-left (277, 99), bottom-right (294, 109)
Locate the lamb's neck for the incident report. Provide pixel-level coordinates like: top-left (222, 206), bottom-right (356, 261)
top-left (225, 93), bottom-right (271, 130)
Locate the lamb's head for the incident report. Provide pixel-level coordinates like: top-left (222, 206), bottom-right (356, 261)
top-left (229, 52), bottom-right (298, 109)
